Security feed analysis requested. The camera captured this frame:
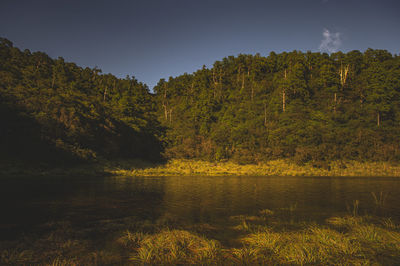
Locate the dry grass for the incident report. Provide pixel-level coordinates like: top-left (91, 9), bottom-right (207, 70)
top-left (128, 229), bottom-right (223, 265)
top-left (235, 213), bottom-right (400, 265)
top-left (2, 212), bottom-right (399, 265)
top-left (2, 158), bottom-right (399, 177)
top-left (110, 159), bottom-right (400, 177)
top-left (122, 215), bottom-right (400, 265)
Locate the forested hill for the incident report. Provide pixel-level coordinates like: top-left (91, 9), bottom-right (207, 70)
top-left (153, 50), bottom-right (400, 164)
top-left (0, 38), bottom-right (163, 164)
top-left (1, 38), bottom-right (399, 165)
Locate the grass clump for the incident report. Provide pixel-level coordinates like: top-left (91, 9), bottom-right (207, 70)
top-left (2, 212), bottom-right (400, 265)
top-left (241, 227), bottom-right (362, 265)
top-left (236, 214), bottom-right (400, 265)
top-left (0, 249), bottom-right (34, 265)
top-left (121, 209), bottom-right (400, 265)
top-left (129, 229), bottom-right (222, 265)
top-left (49, 257), bottom-right (78, 266)
top-left (116, 231), bottom-right (146, 248)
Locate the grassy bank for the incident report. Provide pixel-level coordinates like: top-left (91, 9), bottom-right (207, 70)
top-left (2, 209), bottom-right (399, 265)
top-left (1, 158), bottom-right (400, 177)
top-left (111, 159), bottom-right (400, 177)
top-left (124, 215), bottom-right (400, 265)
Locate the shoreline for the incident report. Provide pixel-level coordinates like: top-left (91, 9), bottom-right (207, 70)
top-left (2, 211), bottom-right (400, 264)
top-left (1, 159), bottom-right (400, 178)
top-left (110, 159), bottom-right (400, 177)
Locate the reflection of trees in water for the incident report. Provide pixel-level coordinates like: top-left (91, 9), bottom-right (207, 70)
top-left (0, 177), bottom-right (168, 241)
top-left (159, 177), bottom-right (400, 225)
top-left (2, 176), bottom-right (399, 244)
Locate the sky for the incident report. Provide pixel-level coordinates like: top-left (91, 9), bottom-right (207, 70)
top-left (1, 0), bottom-right (399, 89)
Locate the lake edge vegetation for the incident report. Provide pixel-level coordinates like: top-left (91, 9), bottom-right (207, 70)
top-left (2, 206), bottom-right (399, 265)
top-left (123, 214), bottom-right (400, 265)
top-left (2, 159), bottom-right (400, 177)
top-left (111, 158), bottom-right (400, 177)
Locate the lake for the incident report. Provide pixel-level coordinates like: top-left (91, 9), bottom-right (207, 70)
top-left (1, 175), bottom-right (399, 241)
top-left (1, 175), bottom-right (400, 264)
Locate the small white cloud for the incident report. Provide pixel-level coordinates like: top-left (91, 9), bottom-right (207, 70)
top-left (319, 29), bottom-right (341, 53)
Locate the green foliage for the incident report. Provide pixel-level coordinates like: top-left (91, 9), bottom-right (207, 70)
top-left (153, 50), bottom-right (400, 163)
top-left (0, 38), bottom-right (164, 164)
top-left (2, 37), bottom-right (399, 164)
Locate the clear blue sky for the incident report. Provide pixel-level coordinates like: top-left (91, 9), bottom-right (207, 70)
top-left (1, 0), bottom-right (399, 89)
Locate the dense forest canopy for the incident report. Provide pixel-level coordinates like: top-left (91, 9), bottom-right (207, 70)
top-left (0, 38), bottom-right (163, 164)
top-left (153, 50), bottom-right (400, 164)
top-left (1, 38), bottom-right (399, 165)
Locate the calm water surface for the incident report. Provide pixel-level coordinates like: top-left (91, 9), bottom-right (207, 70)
top-left (1, 175), bottom-right (400, 241)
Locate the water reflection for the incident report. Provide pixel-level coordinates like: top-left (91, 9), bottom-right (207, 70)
top-left (0, 175), bottom-right (399, 241)
top-left (0, 176), bottom-right (167, 240)
top-left (159, 176), bottom-right (400, 224)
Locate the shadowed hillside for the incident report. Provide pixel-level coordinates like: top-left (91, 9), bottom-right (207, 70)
top-left (0, 38), bottom-right (164, 164)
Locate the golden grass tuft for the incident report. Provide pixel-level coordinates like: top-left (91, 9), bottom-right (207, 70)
top-left (241, 225), bottom-right (370, 264)
top-left (3, 212), bottom-right (399, 265)
top-left (129, 229), bottom-right (222, 265)
top-left (121, 212), bottom-right (400, 265)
